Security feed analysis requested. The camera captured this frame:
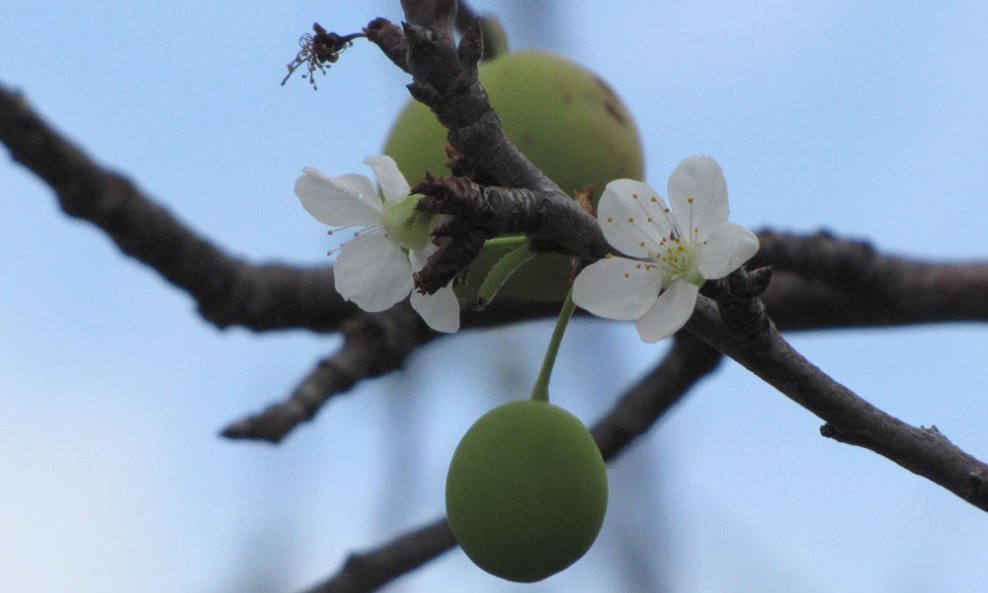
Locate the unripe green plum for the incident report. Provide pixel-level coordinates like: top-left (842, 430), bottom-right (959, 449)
top-left (384, 50), bottom-right (643, 199)
top-left (383, 51), bottom-right (645, 302)
top-left (445, 400), bottom-right (608, 582)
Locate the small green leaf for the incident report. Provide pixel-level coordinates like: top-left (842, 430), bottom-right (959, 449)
top-left (475, 243), bottom-right (537, 310)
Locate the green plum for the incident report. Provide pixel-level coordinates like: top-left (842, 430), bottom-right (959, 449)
top-left (383, 50), bottom-right (645, 303)
top-left (384, 50), bottom-right (643, 200)
top-left (445, 400), bottom-right (608, 582)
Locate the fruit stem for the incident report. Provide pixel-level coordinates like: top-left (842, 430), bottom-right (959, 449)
top-left (529, 287), bottom-right (577, 403)
top-left (483, 235), bottom-right (529, 250)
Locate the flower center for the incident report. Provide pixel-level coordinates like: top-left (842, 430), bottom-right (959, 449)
top-left (638, 196), bottom-right (704, 286)
top-left (651, 236), bottom-right (704, 286)
top-left (379, 194), bottom-right (433, 251)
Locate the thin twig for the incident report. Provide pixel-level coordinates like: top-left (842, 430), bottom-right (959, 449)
top-left (221, 304), bottom-right (435, 443)
top-left (687, 278), bottom-right (988, 512)
top-left (592, 333), bottom-right (722, 460)
top-left (298, 519), bottom-right (456, 593)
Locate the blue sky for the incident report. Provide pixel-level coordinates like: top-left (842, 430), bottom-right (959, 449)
top-left (3, 1), bottom-right (988, 592)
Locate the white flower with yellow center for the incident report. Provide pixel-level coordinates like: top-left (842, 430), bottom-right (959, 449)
top-left (294, 155), bottom-right (459, 333)
top-left (573, 156), bottom-right (759, 343)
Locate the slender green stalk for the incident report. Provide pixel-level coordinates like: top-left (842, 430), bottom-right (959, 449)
top-left (529, 288), bottom-right (577, 403)
top-left (483, 235), bottom-right (529, 250)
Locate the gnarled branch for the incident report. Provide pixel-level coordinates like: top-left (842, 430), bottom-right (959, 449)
top-left (363, 14), bottom-right (609, 287)
top-left (690, 268), bottom-right (988, 511)
top-left (0, 82), bottom-right (356, 333)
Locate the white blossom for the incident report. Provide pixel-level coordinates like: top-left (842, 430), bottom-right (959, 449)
top-left (294, 156), bottom-right (459, 333)
top-left (573, 156), bottom-right (758, 342)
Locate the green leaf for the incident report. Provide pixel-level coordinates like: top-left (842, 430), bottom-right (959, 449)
top-left (475, 243), bottom-right (538, 310)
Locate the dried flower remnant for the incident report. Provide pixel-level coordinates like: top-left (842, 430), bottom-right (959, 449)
top-left (281, 23), bottom-right (365, 89)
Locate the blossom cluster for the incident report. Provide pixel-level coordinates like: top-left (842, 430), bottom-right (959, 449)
top-left (294, 155), bottom-right (757, 342)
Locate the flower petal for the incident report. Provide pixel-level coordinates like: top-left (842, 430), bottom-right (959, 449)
top-left (406, 246), bottom-right (459, 332)
top-left (635, 280), bottom-right (700, 343)
top-left (295, 168), bottom-right (382, 228)
top-left (364, 155), bottom-right (411, 204)
top-left (695, 222), bottom-right (760, 279)
top-left (334, 234), bottom-right (413, 312)
top-left (410, 286), bottom-right (460, 333)
top-left (573, 256), bottom-right (663, 321)
top-left (667, 156), bottom-right (728, 241)
top-left (596, 179), bottom-right (672, 258)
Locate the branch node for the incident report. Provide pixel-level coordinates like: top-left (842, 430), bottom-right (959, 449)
top-left (364, 18), bottom-right (410, 72)
top-left (703, 266), bottom-right (774, 349)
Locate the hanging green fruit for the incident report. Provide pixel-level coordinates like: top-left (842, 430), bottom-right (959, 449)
top-left (446, 399), bottom-right (608, 582)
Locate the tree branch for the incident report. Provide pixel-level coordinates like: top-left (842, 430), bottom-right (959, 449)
top-left (411, 176), bottom-right (599, 292)
top-left (221, 303), bottom-right (435, 443)
top-left (217, 290), bottom-right (580, 443)
top-left (219, 231), bottom-right (985, 444)
top-left (214, 236), bottom-right (988, 444)
top-left (298, 518), bottom-right (456, 593)
top-left (6, 78), bottom-right (986, 337)
top-left (689, 268), bottom-right (988, 512)
top-left (363, 15), bottom-right (610, 287)
top-left (754, 229), bottom-right (988, 329)
top-left (8, 72), bottom-right (988, 483)
top-left (591, 333), bottom-right (722, 460)
top-left (8, 12), bottom-right (988, 589)
top-left (0, 82), bottom-right (357, 333)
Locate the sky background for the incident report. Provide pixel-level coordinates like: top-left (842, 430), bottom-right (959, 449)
top-left (2, 1), bottom-right (988, 592)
